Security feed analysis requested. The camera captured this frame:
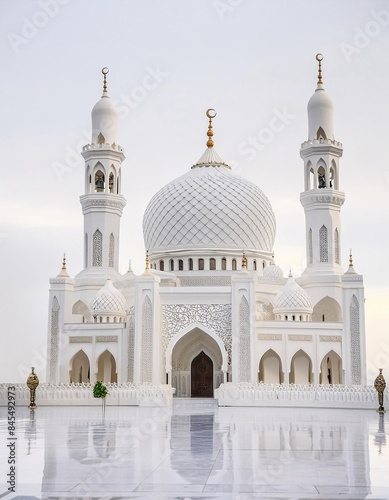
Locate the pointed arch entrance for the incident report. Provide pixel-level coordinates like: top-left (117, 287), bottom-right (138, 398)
top-left (167, 325), bottom-right (227, 398)
top-left (258, 349), bottom-right (284, 384)
top-left (191, 351), bottom-right (213, 397)
top-left (320, 350), bottom-right (342, 384)
top-left (69, 350), bottom-right (90, 383)
top-left (289, 350), bottom-right (313, 384)
top-left (96, 350), bottom-right (117, 383)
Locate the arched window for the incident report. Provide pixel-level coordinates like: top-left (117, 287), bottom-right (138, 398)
top-left (178, 259), bottom-right (183, 271)
top-left (159, 260), bottom-right (164, 271)
top-left (232, 258), bottom-right (237, 271)
top-left (308, 228), bottom-right (313, 264)
top-left (221, 258), bottom-right (227, 270)
top-left (95, 170), bottom-right (105, 192)
top-left (109, 172), bottom-right (114, 193)
top-left (319, 225), bottom-right (328, 262)
top-left (210, 258), bottom-right (216, 270)
top-left (334, 228), bottom-right (340, 264)
top-left (84, 233), bottom-right (88, 268)
top-left (198, 258), bottom-right (204, 271)
top-left (253, 260), bottom-right (257, 271)
top-left (318, 166), bottom-right (326, 189)
top-left (109, 233), bottom-right (114, 268)
top-left (316, 126), bottom-right (327, 140)
top-left (262, 261), bottom-right (265, 269)
top-left (170, 259), bottom-right (174, 271)
top-left (188, 258), bottom-right (193, 271)
top-left (93, 230), bottom-right (102, 266)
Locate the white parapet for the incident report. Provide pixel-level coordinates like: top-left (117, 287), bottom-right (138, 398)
top-left (0, 383), bottom-right (175, 407)
top-left (215, 382), bottom-right (388, 409)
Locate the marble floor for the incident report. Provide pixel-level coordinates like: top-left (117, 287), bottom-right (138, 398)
top-left (0, 399), bottom-right (388, 499)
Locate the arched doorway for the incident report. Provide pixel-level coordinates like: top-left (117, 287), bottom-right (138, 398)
top-left (168, 326), bottom-right (226, 398)
top-left (191, 351), bottom-right (213, 397)
top-left (289, 350), bottom-right (313, 384)
top-left (96, 350), bottom-right (117, 383)
top-left (258, 349), bottom-right (283, 383)
top-left (320, 350), bottom-right (342, 384)
top-left (70, 350), bottom-right (90, 383)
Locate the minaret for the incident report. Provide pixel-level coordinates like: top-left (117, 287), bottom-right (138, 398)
top-left (300, 54), bottom-right (345, 277)
top-left (79, 68), bottom-right (126, 280)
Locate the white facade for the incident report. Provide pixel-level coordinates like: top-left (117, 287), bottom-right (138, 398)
top-left (46, 60), bottom-right (367, 401)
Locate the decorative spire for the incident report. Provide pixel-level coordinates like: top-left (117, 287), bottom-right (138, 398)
top-left (242, 251), bottom-right (247, 270)
top-left (345, 248), bottom-right (357, 274)
top-left (143, 250), bottom-right (152, 276)
top-left (102, 67), bottom-right (109, 94)
top-left (288, 268), bottom-right (293, 278)
top-left (206, 108), bottom-right (217, 148)
top-left (57, 253), bottom-right (69, 277)
top-left (316, 53), bottom-right (323, 85)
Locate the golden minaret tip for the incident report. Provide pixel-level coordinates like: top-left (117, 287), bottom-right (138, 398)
top-left (206, 108), bottom-right (217, 148)
top-left (316, 53), bottom-right (323, 85)
top-left (58, 253), bottom-right (69, 277)
top-left (102, 67), bottom-right (109, 94)
top-left (143, 249), bottom-right (152, 275)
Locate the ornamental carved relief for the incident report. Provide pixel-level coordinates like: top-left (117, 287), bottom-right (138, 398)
top-left (69, 336), bottom-right (93, 343)
top-left (258, 334), bottom-right (282, 341)
top-left (239, 296), bottom-right (251, 382)
top-left (49, 297), bottom-right (60, 383)
top-left (96, 336), bottom-right (118, 342)
top-left (320, 335), bottom-right (342, 342)
top-left (127, 305), bottom-right (135, 383)
top-left (350, 295), bottom-right (361, 385)
top-left (162, 304), bottom-right (232, 364)
top-left (288, 334), bottom-right (312, 341)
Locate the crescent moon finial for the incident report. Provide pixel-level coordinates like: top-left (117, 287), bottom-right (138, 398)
top-left (206, 109), bottom-right (217, 147)
top-left (102, 67), bottom-right (109, 93)
top-left (315, 54), bottom-right (323, 85)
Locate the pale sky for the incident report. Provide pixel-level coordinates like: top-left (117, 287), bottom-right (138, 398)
top-left (1, 0), bottom-right (389, 384)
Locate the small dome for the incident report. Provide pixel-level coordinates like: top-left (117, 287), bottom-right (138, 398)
top-left (90, 276), bottom-right (126, 316)
top-left (91, 93), bottom-right (117, 145)
top-left (307, 84), bottom-right (334, 141)
top-left (263, 263), bottom-right (283, 278)
top-left (274, 276), bottom-right (312, 311)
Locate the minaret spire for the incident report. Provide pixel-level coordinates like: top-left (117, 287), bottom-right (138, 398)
top-left (102, 67), bottom-right (109, 95)
top-left (316, 53), bottom-right (323, 85)
top-left (300, 55), bottom-right (345, 277)
top-left (206, 108), bottom-right (217, 148)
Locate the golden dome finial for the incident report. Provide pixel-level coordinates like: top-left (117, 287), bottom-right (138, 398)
top-left (145, 249), bottom-right (150, 271)
top-left (102, 67), bottom-right (109, 93)
top-left (316, 53), bottom-right (323, 85)
top-left (242, 250), bottom-right (247, 270)
top-left (349, 249), bottom-right (353, 267)
top-left (206, 108), bottom-right (217, 148)
top-left (57, 253), bottom-right (69, 277)
top-left (62, 253), bottom-right (67, 272)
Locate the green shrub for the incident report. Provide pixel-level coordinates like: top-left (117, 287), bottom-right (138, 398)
top-left (93, 381), bottom-right (108, 399)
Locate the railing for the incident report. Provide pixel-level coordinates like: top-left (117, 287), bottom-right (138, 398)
top-left (0, 383), bottom-right (175, 407)
top-left (216, 382), bottom-right (388, 408)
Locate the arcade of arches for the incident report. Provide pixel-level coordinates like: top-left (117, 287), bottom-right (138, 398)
top-left (258, 349), bottom-right (342, 385)
top-left (69, 349), bottom-right (117, 384)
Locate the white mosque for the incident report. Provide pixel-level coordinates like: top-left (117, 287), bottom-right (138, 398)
top-left (46, 56), bottom-right (367, 401)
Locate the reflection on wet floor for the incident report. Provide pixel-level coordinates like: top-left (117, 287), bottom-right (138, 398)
top-left (0, 400), bottom-right (388, 499)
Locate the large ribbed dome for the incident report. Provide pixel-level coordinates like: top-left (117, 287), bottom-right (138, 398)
top-left (143, 148), bottom-right (276, 253)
